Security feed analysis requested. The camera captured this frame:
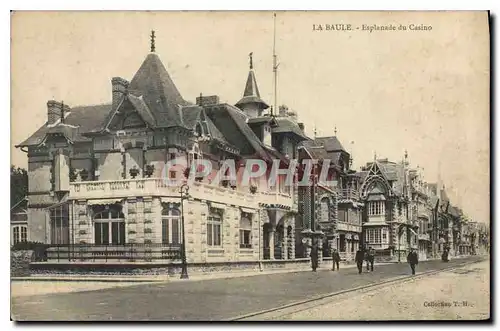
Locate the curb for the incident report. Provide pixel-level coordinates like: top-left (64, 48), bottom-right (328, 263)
top-left (11, 256), bottom-right (475, 284)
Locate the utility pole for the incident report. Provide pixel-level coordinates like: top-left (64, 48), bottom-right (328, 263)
top-left (272, 13), bottom-right (279, 117)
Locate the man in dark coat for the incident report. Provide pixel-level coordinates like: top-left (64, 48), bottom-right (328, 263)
top-left (331, 248), bottom-right (341, 271)
top-left (407, 248), bottom-right (419, 275)
top-left (366, 247), bottom-right (375, 272)
top-left (355, 248), bottom-right (365, 274)
top-left (310, 243), bottom-right (319, 272)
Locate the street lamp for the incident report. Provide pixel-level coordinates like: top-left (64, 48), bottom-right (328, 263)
top-left (179, 183), bottom-right (190, 279)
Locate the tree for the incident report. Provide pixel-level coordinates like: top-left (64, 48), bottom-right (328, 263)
top-left (11, 165), bottom-right (28, 209)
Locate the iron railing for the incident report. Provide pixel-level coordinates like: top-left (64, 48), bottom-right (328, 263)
top-left (42, 243), bottom-right (182, 262)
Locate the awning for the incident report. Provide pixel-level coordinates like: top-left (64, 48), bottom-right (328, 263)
top-left (87, 199), bottom-right (123, 206)
top-left (209, 202), bottom-right (226, 210)
top-left (240, 207), bottom-right (256, 214)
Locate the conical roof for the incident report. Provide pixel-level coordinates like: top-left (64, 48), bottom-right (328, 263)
top-left (128, 53), bottom-right (189, 128)
top-left (235, 70), bottom-right (269, 110)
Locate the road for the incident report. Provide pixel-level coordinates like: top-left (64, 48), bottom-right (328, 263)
top-left (271, 260), bottom-right (490, 320)
top-left (11, 256), bottom-right (485, 321)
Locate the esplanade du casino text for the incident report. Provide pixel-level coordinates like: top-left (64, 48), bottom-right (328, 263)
top-left (312, 23), bottom-right (433, 32)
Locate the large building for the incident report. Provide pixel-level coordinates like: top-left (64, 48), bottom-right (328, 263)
top-left (356, 156), bottom-right (416, 261)
top-left (16, 37), bottom-right (310, 267)
top-left (297, 135), bottom-right (363, 262)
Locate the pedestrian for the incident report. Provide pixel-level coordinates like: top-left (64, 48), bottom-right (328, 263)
top-left (407, 248), bottom-right (419, 275)
top-left (355, 248), bottom-right (365, 274)
top-left (332, 248), bottom-right (341, 271)
top-left (364, 249), bottom-right (370, 271)
top-left (367, 247), bottom-right (375, 272)
top-left (442, 247), bottom-right (449, 262)
top-left (310, 242), bottom-right (319, 272)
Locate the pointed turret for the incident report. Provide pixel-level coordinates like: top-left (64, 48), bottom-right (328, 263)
top-left (128, 52), bottom-right (188, 128)
top-left (235, 52), bottom-right (269, 118)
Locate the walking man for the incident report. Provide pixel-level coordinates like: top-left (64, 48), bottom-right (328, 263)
top-left (367, 247), bottom-right (375, 272)
top-left (407, 248), bottom-right (419, 275)
top-left (310, 242), bottom-right (319, 272)
top-left (355, 248), bottom-right (365, 274)
top-left (332, 248), bottom-right (341, 271)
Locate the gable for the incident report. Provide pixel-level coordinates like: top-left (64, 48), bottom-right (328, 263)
top-left (107, 99), bottom-right (149, 131)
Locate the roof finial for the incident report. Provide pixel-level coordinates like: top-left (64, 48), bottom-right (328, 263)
top-left (249, 52), bottom-right (253, 70)
top-left (60, 100), bottom-right (65, 124)
top-left (374, 151), bottom-right (377, 161)
top-left (334, 126), bottom-right (337, 136)
top-left (404, 149), bottom-right (408, 160)
top-left (199, 93), bottom-right (203, 106)
top-left (150, 30), bottom-right (156, 53)
top-left (314, 125), bottom-right (317, 139)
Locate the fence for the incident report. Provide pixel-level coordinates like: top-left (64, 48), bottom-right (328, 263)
top-left (43, 243), bottom-right (182, 262)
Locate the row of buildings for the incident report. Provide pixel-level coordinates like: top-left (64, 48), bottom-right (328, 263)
top-left (11, 35), bottom-right (489, 270)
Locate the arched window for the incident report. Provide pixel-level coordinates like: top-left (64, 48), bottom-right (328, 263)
top-left (93, 205), bottom-right (125, 245)
top-left (239, 213), bottom-right (252, 248)
top-left (162, 207), bottom-right (181, 245)
top-left (320, 198), bottom-right (329, 222)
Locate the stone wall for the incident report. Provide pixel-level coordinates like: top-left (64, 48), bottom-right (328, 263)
top-left (11, 250), bottom-right (34, 277)
top-left (29, 258), bottom-right (313, 277)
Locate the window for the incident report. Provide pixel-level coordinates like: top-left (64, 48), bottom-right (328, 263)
top-left (12, 227), bottom-right (21, 245)
top-left (50, 203), bottom-right (70, 244)
top-left (239, 213), bottom-right (252, 249)
top-left (207, 208), bottom-right (223, 247)
top-left (365, 228), bottom-right (382, 244)
top-left (368, 201), bottom-right (385, 216)
top-left (21, 226), bottom-right (27, 242)
top-left (162, 207), bottom-right (181, 244)
top-left (320, 198), bottom-right (329, 223)
top-left (93, 205), bottom-right (125, 245)
top-left (339, 234), bottom-right (346, 252)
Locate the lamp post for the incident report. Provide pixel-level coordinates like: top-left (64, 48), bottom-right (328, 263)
top-left (179, 183), bottom-right (190, 279)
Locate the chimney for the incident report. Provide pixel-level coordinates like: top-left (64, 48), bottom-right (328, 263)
top-left (298, 122), bottom-right (305, 131)
top-left (47, 100), bottom-right (70, 125)
top-left (196, 95), bottom-right (220, 106)
top-left (112, 77), bottom-right (129, 111)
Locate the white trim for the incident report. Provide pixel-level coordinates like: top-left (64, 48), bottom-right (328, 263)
top-left (87, 199), bottom-right (123, 205)
top-left (240, 207), bottom-right (256, 214)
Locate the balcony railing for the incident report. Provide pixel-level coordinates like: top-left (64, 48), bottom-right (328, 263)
top-left (339, 188), bottom-right (360, 201)
top-left (43, 243), bottom-right (182, 262)
top-left (418, 233), bottom-right (430, 241)
top-left (70, 178), bottom-right (293, 209)
top-left (336, 222), bottom-right (362, 233)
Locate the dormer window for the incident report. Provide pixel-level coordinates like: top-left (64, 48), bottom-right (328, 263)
top-left (195, 123), bottom-right (203, 137)
top-left (263, 124), bottom-right (272, 146)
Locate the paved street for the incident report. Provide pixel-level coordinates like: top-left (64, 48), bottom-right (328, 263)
top-left (11, 256), bottom-right (485, 321)
top-left (273, 260), bottom-right (490, 320)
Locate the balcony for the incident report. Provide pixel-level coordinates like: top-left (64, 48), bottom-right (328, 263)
top-left (69, 178), bottom-right (293, 210)
top-left (418, 233), bottom-right (430, 241)
top-left (336, 222), bottom-right (362, 233)
top-left (338, 188), bottom-right (360, 201)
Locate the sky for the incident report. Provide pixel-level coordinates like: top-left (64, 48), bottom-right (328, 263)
top-left (10, 11), bottom-right (490, 223)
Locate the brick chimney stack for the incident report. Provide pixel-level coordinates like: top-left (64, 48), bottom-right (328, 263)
top-left (47, 100), bottom-right (70, 125)
top-left (112, 77), bottom-right (129, 111)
